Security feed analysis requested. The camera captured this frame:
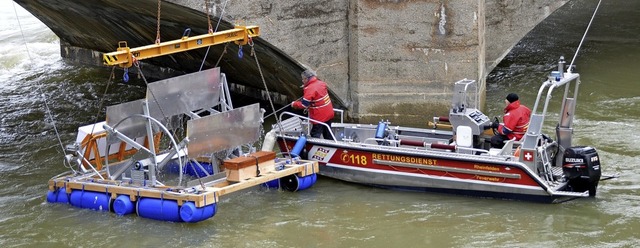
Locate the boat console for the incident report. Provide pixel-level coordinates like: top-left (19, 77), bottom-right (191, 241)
top-left (448, 79), bottom-right (492, 136)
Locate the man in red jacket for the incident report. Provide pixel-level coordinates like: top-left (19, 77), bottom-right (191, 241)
top-left (490, 93), bottom-right (531, 148)
top-left (291, 69), bottom-right (335, 139)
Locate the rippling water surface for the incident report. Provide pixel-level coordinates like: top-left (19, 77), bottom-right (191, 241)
top-left (1, 1), bottom-right (640, 247)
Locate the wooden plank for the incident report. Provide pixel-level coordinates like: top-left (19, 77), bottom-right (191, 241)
top-left (225, 160), bottom-right (276, 181)
top-left (206, 162), bottom-right (313, 196)
top-left (224, 151), bottom-right (277, 181)
top-left (285, 160), bottom-right (319, 177)
top-left (224, 151), bottom-right (276, 170)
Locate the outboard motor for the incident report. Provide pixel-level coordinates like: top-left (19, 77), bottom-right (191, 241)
top-left (562, 146), bottom-right (601, 196)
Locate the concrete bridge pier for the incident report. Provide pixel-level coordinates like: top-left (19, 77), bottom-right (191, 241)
top-left (211, 0), bottom-right (567, 126)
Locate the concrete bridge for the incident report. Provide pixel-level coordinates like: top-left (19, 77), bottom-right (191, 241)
top-left (15, 0), bottom-right (568, 126)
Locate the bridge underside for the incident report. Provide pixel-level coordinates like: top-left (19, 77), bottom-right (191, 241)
top-left (14, 0), bottom-right (345, 112)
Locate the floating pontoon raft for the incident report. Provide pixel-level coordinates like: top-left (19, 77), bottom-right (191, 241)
top-left (46, 67), bottom-right (318, 222)
top-left (47, 155), bottom-right (318, 223)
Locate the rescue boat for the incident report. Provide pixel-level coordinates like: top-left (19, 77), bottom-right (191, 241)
top-left (266, 57), bottom-right (616, 203)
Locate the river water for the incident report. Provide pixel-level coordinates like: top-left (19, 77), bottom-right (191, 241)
top-left (1, 1), bottom-right (639, 247)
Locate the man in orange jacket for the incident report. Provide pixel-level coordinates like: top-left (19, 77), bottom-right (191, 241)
top-left (291, 69), bottom-right (335, 139)
top-left (490, 93), bottom-right (531, 148)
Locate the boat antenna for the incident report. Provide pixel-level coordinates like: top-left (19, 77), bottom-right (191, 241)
top-left (568, 0), bottom-right (603, 73)
top-left (12, 3), bottom-right (67, 158)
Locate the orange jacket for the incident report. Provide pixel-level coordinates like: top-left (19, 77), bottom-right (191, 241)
top-left (292, 76), bottom-right (334, 123)
top-left (498, 100), bottom-right (531, 140)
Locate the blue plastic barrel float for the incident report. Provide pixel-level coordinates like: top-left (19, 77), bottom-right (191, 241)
top-left (290, 135), bottom-right (307, 158)
top-left (46, 191), bottom-right (56, 203)
top-left (280, 173), bottom-right (317, 192)
top-left (184, 161), bottom-right (214, 178)
top-left (47, 187), bottom-right (69, 203)
top-left (137, 198), bottom-right (217, 222)
top-left (263, 179), bottom-right (280, 189)
top-left (166, 161), bottom-right (214, 178)
top-left (46, 187), bottom-right (70, 204)
top-left (112, 195), bottom-right (135, 216)
top-left (179, 202), bottom-right (217, 223)
top-left (137, 197), bottom-right (181, 222)
top-left (69, 190), bottom-right (110, 211)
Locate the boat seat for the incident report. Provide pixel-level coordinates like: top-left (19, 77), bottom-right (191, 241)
top-left (456, 126), bottom-right (473, 148)
top-left (488, 139), bottom-right (515, 156)
top-left (455, 125), bottom-right (474, 154)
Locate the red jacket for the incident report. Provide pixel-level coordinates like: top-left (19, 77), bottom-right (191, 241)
top-left (292, 76), bottom-right (334, 123)
top-left (498, 100), bottom-right (531, 141)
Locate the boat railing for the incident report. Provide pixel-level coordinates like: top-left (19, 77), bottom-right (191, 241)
top-left (276, 109), bottom-right (513, 159)
top-left (333, 108), bottom-right (344, 124)
top-left (457, 147), bottom-right (492, 155)
top-left (360, 137), bottom-right (508, 159)
top-left (355, 138), bottom-right (445, 153)
top-left (278, 111), bottom-right (338, 142)
top-left (524, 57), bottom-right (580, 153)
top-left (535, 139), bottom-right (559, 183)
top-left (363, 138), bottom-right (401, 146)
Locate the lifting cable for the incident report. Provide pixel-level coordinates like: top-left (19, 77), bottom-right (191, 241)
top-left (568, 0), bottom-right (602, 72)
top-left (89, 67), bottom-right (115, 137)
top-left (199, 0), bottom-right (230, 71)
top-left (81, 67), bottom-right (116, 175)
top-left (248, 39), bottom-right (292, 155)
top-left (131, 58), bottom-right (176, 142)
top-left (214, 43), bottom-right (229, 68)
top-left (205, 0), bottom-right (213, 34)
top-left (152, 0), bottom-right (183, 142)
top-left (12, 2), bottom-right (66, 160)
top-left (155, 0), bottom-right (162, 44)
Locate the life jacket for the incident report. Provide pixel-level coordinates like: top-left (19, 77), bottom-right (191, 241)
top-left (292, 77), bottom-right (334, 123)
top-left (498, 100), bottom-right (531, 141)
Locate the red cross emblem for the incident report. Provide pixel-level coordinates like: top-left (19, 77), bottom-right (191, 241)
top-left (523, 150), bottom-right (534, 162)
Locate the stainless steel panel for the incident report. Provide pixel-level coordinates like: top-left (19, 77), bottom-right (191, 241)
top-left (105, 99), bottom-right (146, 144)
top-left (559, 98), bottom-right (575, 128)
top-left (187, 103), bottom-right (261, 158)
top-left (146, 67), bottom-right (221, 120)
top-left (522, 114), bottom-right (545, 149)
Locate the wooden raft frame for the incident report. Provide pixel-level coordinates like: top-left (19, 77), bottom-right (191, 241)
top-left (48, 158), bottom-right (318, 208)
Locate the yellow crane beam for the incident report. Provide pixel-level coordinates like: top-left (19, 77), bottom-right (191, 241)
top-left (102, 25), bottom-right (260, 68)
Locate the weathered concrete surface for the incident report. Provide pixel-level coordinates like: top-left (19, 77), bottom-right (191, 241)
top-left (192, 0), bottom-right (567, 126)
top-left (485, 0), bottom-right (568, 70)
top-left (15, 0), bottom-right (567, 126)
